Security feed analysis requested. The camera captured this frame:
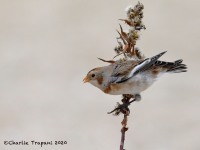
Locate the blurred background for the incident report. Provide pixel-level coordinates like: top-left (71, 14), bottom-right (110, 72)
top-left (0, 0), bottom-right (199, 149)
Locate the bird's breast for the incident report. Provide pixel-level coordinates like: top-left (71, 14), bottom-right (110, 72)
top-left (103, 73), bottom-right (157, 95)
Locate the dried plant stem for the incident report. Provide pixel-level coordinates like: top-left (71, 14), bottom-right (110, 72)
top-left (108, 2), bottom-right (145, 150)
top-left (120, 114), bottom-right (128, 150)
top-left (114, 2), bottom-right (145, 60)
top-left (108, 95), bottom-right (137, 149)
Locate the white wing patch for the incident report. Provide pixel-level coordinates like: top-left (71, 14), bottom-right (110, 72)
top-left (128, 59), bottom-right (151, 78)
top-left (115, 51), bottom-right (167, 83)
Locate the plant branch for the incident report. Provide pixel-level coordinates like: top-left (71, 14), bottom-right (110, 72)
top-left (107, 2), bottom-right (145, 150)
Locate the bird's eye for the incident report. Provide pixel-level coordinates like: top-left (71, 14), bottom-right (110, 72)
top-left (91, 74), bottom-right (95, 77)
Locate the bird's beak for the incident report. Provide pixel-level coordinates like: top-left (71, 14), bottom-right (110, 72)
top-left (83, 76), bottom-right (90, 83)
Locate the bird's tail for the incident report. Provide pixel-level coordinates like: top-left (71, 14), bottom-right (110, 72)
top-left (166, 59), bottom-right (187, 73)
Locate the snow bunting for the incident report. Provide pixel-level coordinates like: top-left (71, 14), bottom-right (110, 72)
top-left (83, 51), bottom-right (187, 96)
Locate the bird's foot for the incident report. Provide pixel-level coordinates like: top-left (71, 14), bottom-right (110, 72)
top-left (107, 94), bottom-right (139, 115)
top-left (134, 94), bottom-right (141, 101)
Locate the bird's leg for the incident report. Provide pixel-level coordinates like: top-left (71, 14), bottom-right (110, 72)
top-left (107, 94), bottom-right (139, 115)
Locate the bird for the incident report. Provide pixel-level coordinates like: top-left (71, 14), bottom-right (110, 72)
top-left (83, 51), bottom-right (187, 97)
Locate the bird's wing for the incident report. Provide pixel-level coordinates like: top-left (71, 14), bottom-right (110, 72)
top-left (113, 51), bottom-right (167, 83)
top-left (109, 60), bottom-right (138, 83)
top-left (111, 60), bottom-right (138, 77)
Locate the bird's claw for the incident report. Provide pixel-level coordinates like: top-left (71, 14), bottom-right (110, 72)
top-left (135, 94), bottom-right (141, 101)
top-left (107, 94), bottom-right (140, 115)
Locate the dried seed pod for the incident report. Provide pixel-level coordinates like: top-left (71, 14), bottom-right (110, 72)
top-left (114, 2), bottom-right (145, 60)
top-left (129, 12), bottom-right (135, 19)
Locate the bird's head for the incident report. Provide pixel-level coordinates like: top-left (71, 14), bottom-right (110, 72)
top-left (83, 67), bottom-right (104, 87)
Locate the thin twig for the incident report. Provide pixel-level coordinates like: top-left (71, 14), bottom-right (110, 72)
top-left (120, 114), bottom-right (128, 150)
top-left (108, 95), bottom-right (137, 149)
